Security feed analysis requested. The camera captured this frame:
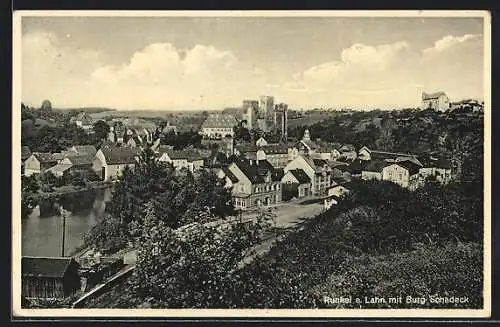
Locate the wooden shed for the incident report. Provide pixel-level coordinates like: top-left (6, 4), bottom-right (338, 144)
top-left (22, 256), bottom-right (81, 300)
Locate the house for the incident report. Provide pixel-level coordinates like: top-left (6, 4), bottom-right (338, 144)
top-left (358, 147), bottom-right (423, 166)
top-left (126, 135), bottom-right (143, 148)
top-left (296, 129), bottom-right (320, 155)
top-left (200, 114), bottom-right (238, 139)
top-left (162, 121), bottom-right (178, 134)
top-left (158, 148), bottom-right (205, 172)
top-left (21, 146), bottom-right (32, 175)
top-left (281, 168), bottom-right (312, 200)
top-left (419, 156), bottom-right (452, 185)
top-left (217, 166), bottom-right (239, 189)
top-left (66, 145), bottom-right (97, 157)
top-left (70, 112), bottom-right (95, 132)
top-left (48, 155), bottom-right (95, 178)
top-left (226, 157), bottom-right (283, 210)
top-left (204, 151), bottom-right (229, 169)
top-left (255, 136), bottom-right (268, 147)
top-left (360, 160), bottom-right (386, 181)
top-left (382, 160), bottom-right (421, 191)
top-left (22, 256), bottom-right (80, 300)
top-left (324, 184), bottom-right (350, 210)
top-left (421, 91), bottom-right (450, 111)
top-left (285, 155), bottom-right (332, 196)
top-left (201, 136), bottom-right (235, 157)
top-left (338, 144), bottom-right (357, 161)
top-left (93, 146), bottom-right (139, 181)
top-left (256, 144), bottom-right (290, 168)
top-left (234, 144), bottom-right (259, 160)
top-left (24, 153), bottom-right (59, 176)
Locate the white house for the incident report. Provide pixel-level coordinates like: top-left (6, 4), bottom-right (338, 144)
top-left (200, 114), bottom-right (238, 139)
top-left (421, 91), bottom-right (450, 111)
top-left (92, 146), bottom-right (139, 181)
top-left (285, 155), bottom-right (331, 196)
top-left (382, 161), bottom-right (421, 191)
top-left (158, 148), bottom-right (205, 172)
top-left (281, 168), bottom-right (312, 199)
top-left (324, 184), bottom-right (350, 210)
top-left (24, 153), bottom-right (59, 176)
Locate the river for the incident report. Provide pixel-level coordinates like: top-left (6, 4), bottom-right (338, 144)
top-left (22, 187), bottom-right (113, 257)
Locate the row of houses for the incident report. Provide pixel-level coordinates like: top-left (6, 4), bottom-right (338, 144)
top-left (23, 145), bottom-right (98, 177)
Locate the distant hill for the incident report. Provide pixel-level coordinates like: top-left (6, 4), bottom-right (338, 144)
top-left (55, 107), bottom-right (117, 114)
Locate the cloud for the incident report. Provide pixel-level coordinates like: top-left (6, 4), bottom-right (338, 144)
top-left (423, 34), bottom-right (481, 55)
top-left (283, 36), bottom-right (483, 109)
top-left (285, 41), bottom-right (411, 98)
top-left (22, 32), bottom-right (264, 109)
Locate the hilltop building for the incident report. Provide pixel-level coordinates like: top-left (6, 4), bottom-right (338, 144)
top-left (421, 91), bottom-right (450, 111)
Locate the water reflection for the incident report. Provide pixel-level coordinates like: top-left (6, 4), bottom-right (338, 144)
top-left (22, 187), bottom-right (112, 257)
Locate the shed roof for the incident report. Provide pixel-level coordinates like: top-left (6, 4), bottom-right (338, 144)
top-left (22, 257), bottom-right (76, 278)
top-left (201, 114), bottom-right (238, 129)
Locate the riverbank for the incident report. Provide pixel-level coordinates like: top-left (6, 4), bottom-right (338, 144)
top-left (31, 181), bottom-right (113, 202)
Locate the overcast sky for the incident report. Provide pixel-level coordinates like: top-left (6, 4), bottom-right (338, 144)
top-left (20, 15), bottom-right (485, 110)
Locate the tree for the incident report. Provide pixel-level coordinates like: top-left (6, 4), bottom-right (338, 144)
top-left (83, 214), bottom-right (129, 254)
top-left (93, 120), bottom-right (110, 141)
top-left (128, 203), bottom-right (274, 308)
top-left (40, 99), bottom-right (52, 112)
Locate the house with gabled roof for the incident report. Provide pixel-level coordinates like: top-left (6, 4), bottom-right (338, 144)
top-left (47, 155), bottom-right (96, 178)
top-left (22, 256), bottom-right (80, 300)
top-left (226, 157), bottom-right (283, 210)
top-left (24, 153), bottom-right (59, 176)
top-left (418, 155), bottom-right (452, 185)
top-left (382, 160), bottom-right (422, 191)
top-left (200, 114), bottom-right (238, 139)
top-left (281, 168), bottom-right (312, 200)
top-left (70, 112), bottom-right (95, 133)
top-left (284, 154), bottom-right (332, 196)
top-left (256, 144), bottom-right (290, 168)
top-left (158, 147), bottom-right (205, 172)
top-left (93, 146), bottom-right (139, 181)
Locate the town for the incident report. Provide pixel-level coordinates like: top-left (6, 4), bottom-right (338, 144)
top-left (17, 13), bottom-right (486, 312)
top-left (20, 91), bottom-right (484, 309)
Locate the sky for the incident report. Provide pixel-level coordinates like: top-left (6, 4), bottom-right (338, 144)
top-left (19, 14), bottom-right (486, 110)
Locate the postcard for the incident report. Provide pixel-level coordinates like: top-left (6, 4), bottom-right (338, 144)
top-left (12, 10), bottom-right (491, 319)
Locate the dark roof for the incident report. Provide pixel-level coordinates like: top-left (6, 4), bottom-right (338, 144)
top-left (390, 161), bottom-right (421, 175)
top-left (312, 158), bottom-right (328, 167)
top-left (222, 167), bottom-right (239, 183)
top-left (422, 91), bottom-right (447, 100)
top-left (288, 169), bottom-right (311, 184)
top-left (260, 144), bottom-right (288, 154)
top-left (21, 146), bottom-right (32, 160)
top-left (236, 144), bottom-right (259, 153)
top-left (167, 148), bottom-right (204, 161)
top-left (22, 257), bottom-right (76, 278)
top-left (232, 158), bottom-right (281, 183)
top-left (340, 144), bottom-right (356, 152)
top-left (32, 153), bottom-right (58, 164)
top-left (72, 145), bottom-right (97, 155)
top-left (433, 158), bottom-right (452, 169)
top-left (64, 155), bottom-right (94, 166)
top-left (362, 160), bottom-right (386, 173)
top-left (100, 146), bottom-right (139, 165)
top-left (347, 159), bottom-right (367, 174)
